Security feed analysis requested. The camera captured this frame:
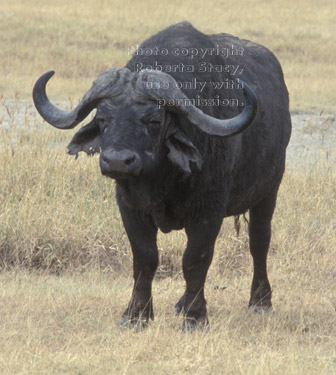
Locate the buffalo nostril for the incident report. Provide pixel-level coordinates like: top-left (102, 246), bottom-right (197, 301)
top-left (100, 150), bottom-right (141, 176)
top-left (125, 155), bottom-right (136, 166)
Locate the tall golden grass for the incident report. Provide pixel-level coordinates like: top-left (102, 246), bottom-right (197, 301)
top-left (0, 1), bottom-right (335, 374)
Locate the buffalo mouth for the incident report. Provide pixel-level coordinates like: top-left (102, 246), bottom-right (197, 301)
top-left (101, 170), bottom-right (133, 180)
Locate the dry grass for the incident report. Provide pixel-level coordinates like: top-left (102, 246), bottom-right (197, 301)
top-left (1, 1), bottom-right (336, 374)
top-left (0, 0), bottom-right (335, 111)
top-left (0, 266), bottom-right (335, 375)
top-left (0, 97), bottom-right (336, 374)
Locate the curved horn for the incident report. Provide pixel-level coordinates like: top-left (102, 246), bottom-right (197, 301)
top-left (138, 71), bottom-right (258, 137)
top-left (33, 68), bottom-right (131, 129)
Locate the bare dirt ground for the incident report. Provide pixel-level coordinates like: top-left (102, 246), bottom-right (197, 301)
top-left (1, 99), bottom-right (335, 167)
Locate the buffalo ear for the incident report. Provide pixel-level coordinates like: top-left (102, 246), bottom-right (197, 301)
top-left (67, 120), bottom-right (101, 158)
top-left (165, 130), bottom-right (202, 173)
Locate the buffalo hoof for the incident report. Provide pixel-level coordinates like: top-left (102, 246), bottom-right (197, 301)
top-left (249, 305), bottom-right (272, 314)
top-left (174, 305), bottom-right (184, 315)
top-left (120, 317), bottom-right (148, 331)
top-left (174, 294), bottom-right (186, 315)
top-left (182, 318), bottom-right (210, 333)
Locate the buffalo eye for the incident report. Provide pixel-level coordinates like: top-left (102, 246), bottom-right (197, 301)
top-left (141, 111), bottom-right (162, 129)
top-left (143, 118), bottom-right (162, 138)
top-left (148, 118), bottom-right (161, 126)
top-left (96, 117), bottom-right (108, 133)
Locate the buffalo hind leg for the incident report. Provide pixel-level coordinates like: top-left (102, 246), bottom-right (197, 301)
top-left (248, 189), bottom-right (278, 312)
top-left (118, 203), bottom-right (158, 330)
top-left (176, 215), bottom-right (223, 331)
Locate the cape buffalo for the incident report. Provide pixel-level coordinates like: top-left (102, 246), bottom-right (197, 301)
top-left (33, 22), bottom-right (291, 330)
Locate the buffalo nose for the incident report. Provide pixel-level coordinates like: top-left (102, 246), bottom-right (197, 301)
top-left (100, 149), bottom-right (142, 176)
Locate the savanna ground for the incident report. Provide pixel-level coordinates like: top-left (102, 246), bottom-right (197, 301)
top-left (0, 0), bottom-right (336, 374)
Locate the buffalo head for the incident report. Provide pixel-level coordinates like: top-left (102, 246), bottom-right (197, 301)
top-left (33, 68), bottom-right (257, 179)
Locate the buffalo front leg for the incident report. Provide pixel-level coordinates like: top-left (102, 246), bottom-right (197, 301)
top-left (118, 202), bottom-right (158, 329)
top-left (248, 189), bottom-right (278, 312)
top-left (176, 215), bottom-right (223, 330)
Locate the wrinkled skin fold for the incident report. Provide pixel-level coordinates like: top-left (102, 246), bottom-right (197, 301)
top-left (33, 22), bottom-right (291, 330)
